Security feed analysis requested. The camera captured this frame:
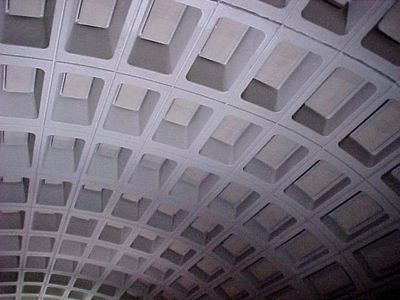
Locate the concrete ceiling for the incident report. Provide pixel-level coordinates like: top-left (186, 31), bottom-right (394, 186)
top-left (0, 0), bottom-right (399, 299)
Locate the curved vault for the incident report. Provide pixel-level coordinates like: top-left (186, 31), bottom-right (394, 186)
top-left (0, 0), bottom-right (400, 299)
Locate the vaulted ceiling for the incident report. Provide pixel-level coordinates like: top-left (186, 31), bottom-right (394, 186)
top-left (0, 0), bottom-right (399, 299)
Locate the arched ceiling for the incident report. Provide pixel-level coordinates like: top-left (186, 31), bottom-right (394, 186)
top-left (0, 0), bottom-right (399, 299)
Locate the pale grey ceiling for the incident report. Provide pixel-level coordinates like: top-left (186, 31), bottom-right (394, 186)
top-left (0, 0), bottom-right (399, 299)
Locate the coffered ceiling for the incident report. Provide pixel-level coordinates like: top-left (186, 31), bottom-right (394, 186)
top-left (0, 0), bottom-right (399, 299)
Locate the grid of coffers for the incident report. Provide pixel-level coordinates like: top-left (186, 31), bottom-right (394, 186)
top-left (0, 0), bottom-right (400, 299)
